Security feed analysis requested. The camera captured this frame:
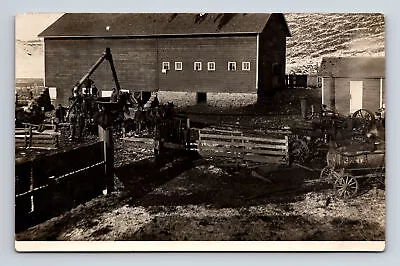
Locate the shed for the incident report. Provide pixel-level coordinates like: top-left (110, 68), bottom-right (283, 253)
top-left (318, 57), bottom-right (385, 115)
top-left (38, 13), bottom-right (291, 107)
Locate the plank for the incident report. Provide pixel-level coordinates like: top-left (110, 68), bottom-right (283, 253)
top-left (244, 149), bottom-right (287, 156)
top-left (199, 140), bottom-right (245, 147)
top-left (198, 145), bottom-right (245, 154)
top-left (240, 136), bottom-right (287, 144)
top-left (198, 150), bottom-right (243, 158)
top-left (32, 141), bottom-right (104, 185)
top-left (200, 128), bottom-right (242, 134)
top-left (31, 139), bottom-right (57, 144)
top-left (30, 134), bottom-right (57, 140)
top-left (28, 146), bottom-right (58, 150)
top-left (242, 142), bottom-right (287, 150)
top-left (200, 133), bottom-right (287, 144)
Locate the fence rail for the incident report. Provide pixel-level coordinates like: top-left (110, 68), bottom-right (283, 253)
top-left (15, 141), bottom-right (106, 232)
top-left (198, 128), bottom-right (289, 164)
top-left (15, 123), bottom-right (59, 149)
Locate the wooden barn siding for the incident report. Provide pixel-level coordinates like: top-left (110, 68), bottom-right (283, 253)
top-left (382, 78), bottom-right (386, 107)
top-left (258, 14), bottom-right (287, 97)
top-left (362, 79), bottom-right (381, 112)
top-left (333, 78), bottom-right (381, 115)
top-left (157, 36), bottom-right (257, 93)
top-left (45, 38), bottom-right (157, 105)
top-left (322, 78), bottom-right (333, 107)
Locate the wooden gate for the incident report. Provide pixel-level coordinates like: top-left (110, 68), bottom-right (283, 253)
top-left (15, 141), bottom-right (106, 231)
top-left (15, 123), bottom-right (59, 149)
top-left (198, 128), bottom-right (289, 164)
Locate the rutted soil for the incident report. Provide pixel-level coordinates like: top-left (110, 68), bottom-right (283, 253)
top-left (16, 139), bottom-right (385, 241)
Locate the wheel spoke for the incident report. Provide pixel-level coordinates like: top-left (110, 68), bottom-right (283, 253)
top-left (348, 179), bottom-right (356, 186)
top-left (337, 187), bottom-right (345, 194)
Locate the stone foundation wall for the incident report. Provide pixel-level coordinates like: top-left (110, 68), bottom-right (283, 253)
top-left (157, 91), bottom-right (257, 108)
top-left (207, 92), bottom-right (257, 108)
top-left (157, 91), bottom-right (197, 107)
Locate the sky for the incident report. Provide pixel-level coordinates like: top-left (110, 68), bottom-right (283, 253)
top-left (15, 13), bottom-right (63, 41)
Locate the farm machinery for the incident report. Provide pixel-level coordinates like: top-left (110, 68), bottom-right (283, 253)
top-left (64, 48), bottom-right (140, 139)
top-left (64, 47), bottom-right (189, 150)
top-left (287, 105), bottom-right (385, 198)
top-left (288, 106), bottom-right (380, 164)
top-left (320, 142), bottom-right (385, 198)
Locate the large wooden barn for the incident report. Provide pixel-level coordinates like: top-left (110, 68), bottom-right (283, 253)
top-left (319, 57), bottom-right (385, 115)
top-left (38, 13), bottom-right (291, 107)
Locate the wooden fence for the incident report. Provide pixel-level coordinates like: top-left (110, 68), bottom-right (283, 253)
top-left (15, 123), bottom-right (59, 149)
top-left (15, 141), bottom-right (106, 232)
top-left (198, 128), bottom-right (289, 164)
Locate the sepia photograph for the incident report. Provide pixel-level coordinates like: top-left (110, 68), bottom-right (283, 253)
top-left (14, 12), bottom-right (385, 251)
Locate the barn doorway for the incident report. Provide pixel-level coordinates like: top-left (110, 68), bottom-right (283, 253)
top-left (197, 92), bottom-right (207, 104)
top-left (350, 81), bottom-right (363, 113)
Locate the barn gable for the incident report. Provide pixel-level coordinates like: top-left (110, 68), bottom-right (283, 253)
top-left (39, 13), bottom-right (290, 38)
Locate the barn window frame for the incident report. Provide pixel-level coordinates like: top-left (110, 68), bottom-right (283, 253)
top-left (207, 62), bottom-right (216, 71)
top-left (228, 61), bottom-right (237, 71)
top-left (242, 62), bottom-right (251, 71)
top-left (162, 62), bottom-right (170, 71)
top-left (175, 62), bottom-right (183, 71)
top-left (194, 62), bottom-right (202, 71)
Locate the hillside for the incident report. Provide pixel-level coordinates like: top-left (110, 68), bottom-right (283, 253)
top-left (285, 13), bottom-right (385, 74)
top-left (15, 13), bottom-right (385, 78)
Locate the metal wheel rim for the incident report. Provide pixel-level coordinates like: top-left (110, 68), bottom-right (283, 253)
top-left (352, 109), bottom-right (375, 129)
top-left (334, 174), bottom-right (358, 198)
top-left (320, 166), bottom-right (334, 180)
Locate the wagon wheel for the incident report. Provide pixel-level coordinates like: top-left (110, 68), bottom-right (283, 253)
top-left (334, 173), bottom-right (359, 198)
top-left (352, 109), bottom-right (375, 131)
top-left (320, 166), bottom-right (335, 181)
top-left (289, 139), bottom-right (310, 164)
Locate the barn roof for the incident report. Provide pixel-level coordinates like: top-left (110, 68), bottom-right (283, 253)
top-left (319, 57), bottom-right (385, 78)
top-left (38, 13), bottom-right (291, 38)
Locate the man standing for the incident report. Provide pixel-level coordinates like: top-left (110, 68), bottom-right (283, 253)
top-left (110, 87), bottom-right (119, 103)
top-left (68, 90), bottom-right (86, 141)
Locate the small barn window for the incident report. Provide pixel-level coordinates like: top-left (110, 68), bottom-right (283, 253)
top-left (48, 87), bottom-right (57, 100)
top-left (194, 62), bottom-right (202, 71)
top-left (208, 62), bottom-right (216, 71)
top-left (162, 62), bottom-right (170, 71)
top-left (228, 62), bottom-right (237, 71)
top-left (197, 92), bottom-right (207, 103)
top-left (175, 62), bottom-right (182, 71)
top-left (242, 62), bottom-right (250, 71)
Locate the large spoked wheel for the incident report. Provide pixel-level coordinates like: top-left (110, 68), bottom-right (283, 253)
top-left (320, 166), bottom-right (335, 181)
top-left (334, 173), bottom-right (359, 198)
top-left (290, 139), bottom-right (310, 164)
top-left (352, 109), bottom-right (375, 130)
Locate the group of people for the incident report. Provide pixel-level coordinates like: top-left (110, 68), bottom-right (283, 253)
top-left (60, 78), bottom-right (174, 141)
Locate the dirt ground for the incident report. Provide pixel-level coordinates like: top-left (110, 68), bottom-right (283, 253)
top-left (15, 88), bottom-right (386, 242)
top-left (16, 138), bottom-right (385, 241)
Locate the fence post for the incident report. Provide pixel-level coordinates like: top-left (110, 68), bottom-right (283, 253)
top-left (24, 124), bottom-right (28, 148)
top-left (28, 125), bottom-right (33, 148)
top-left (285, 135), bottom-right (290, 165)
top-left (98, 125), bottom-right (114, 193)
